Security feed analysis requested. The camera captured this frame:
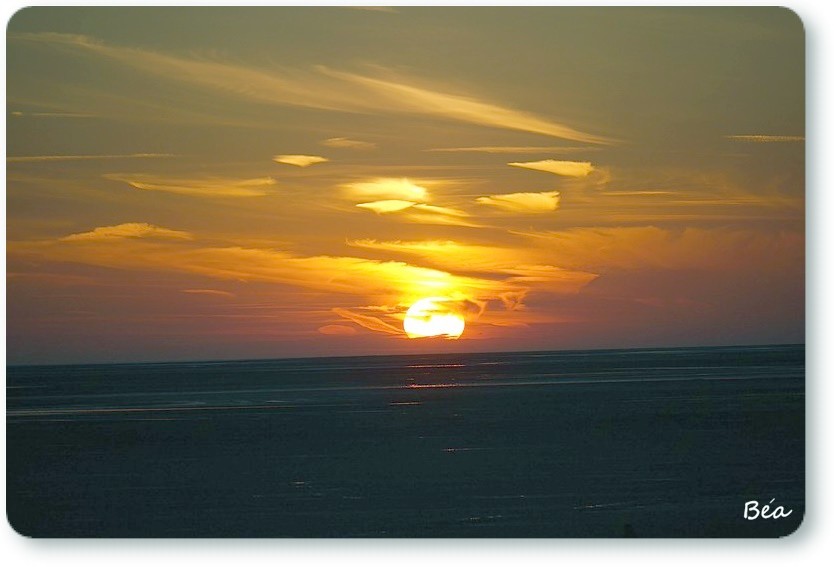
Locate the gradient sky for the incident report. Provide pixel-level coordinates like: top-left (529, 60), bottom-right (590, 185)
top-left (6, 7), bottom-right (805, 364)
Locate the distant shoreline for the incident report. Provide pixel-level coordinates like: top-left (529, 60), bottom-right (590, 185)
top-left (6, 342), bottom-right (806, 370)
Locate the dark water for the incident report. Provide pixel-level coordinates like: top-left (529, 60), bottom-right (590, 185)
top-left (7, 345), bottom-right (804, 537)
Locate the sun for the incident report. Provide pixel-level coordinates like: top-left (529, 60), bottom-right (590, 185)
top-left (403, 297), bottom-right (465, 339)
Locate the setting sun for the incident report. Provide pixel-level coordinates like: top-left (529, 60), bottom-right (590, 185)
top-left (403, 297), bottom-right (466, 339)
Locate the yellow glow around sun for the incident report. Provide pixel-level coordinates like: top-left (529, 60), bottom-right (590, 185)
top-left (403, 297), bottom-right (465, 339)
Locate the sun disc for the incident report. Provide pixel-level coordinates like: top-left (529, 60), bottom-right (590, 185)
top-left (403, 297), bottom-right (465, 339)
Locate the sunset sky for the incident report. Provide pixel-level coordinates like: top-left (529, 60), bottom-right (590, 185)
top-left (6, 7), bottom-right (805, 364)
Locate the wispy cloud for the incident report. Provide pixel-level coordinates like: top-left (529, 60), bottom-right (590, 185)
top-left (508, 159), bottom-right (594, 177)
top-left (60, 223), bottom-right (192, 241)
top-left (105, 174), bottom-right (275, 197)
top-left (323, 67), bottom-right (615, 144)
top-left (354, 200), bottom-right (476, 226)
top-left (349, 239), bottom-right (531, 272)
top-left (181, 289), bottom-right (235, 298)
top-left (427, 146), bottom-right (599, 154)
top-left (14, 236), bottom-right (507, 306)
top-left (317, 324), bottom-right (359, 336)
top-left (273, 154), bottom-right (329, 167)
top-left (476, 191), bottom-right (561, 213)
top-left (356, 200), bottom-right (417, 214)
top-left (411, 203), bottom-right (468, 217)
top-left (347, 238), bottom-right (597, 294)
top-left (346, 6), bottom-right (399, 13)
top-left (332, 308), bottom-right (402, 335)
top-left (515, 226), bottom-right (804, 272)
top-left (8, 153), bottom-right (173, 163)
top-left (321, 137), bottom-right (377, 150)
top-left (725, 135), bottom-right (804, 143)
top-left (10, 111), bottom-right (95, 118)
top-left (600, 190), bottom-right (675, 196)
top-left (12, 32), bottom-right (613, 143)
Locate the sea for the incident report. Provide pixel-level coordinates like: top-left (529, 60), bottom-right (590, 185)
top-left (6, 344), bottom-right (804, 538)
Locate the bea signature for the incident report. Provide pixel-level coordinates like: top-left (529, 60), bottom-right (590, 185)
top-left (744, 498), bottom-right (793, 520)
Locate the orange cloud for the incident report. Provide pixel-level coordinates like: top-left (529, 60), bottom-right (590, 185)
top-left (332, 308), bottom-right (402, 335)
top-left (347, 238), bottom-right (597, 294)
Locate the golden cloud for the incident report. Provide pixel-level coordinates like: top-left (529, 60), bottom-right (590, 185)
top-left (508, 160), bottom-right (594, 177)
top-left (273, 154), bottom-right (329, 167)
top-left (355, 200), bottom-right (416, 214)
top-left (476, 191), bottom-right (561, 213)
top-left (411, 203), bottom-right (468, 217)
top-left (347, 238), bottom-right (597, 294)
top-left (60, 223), bottom-right (193, 241)
top-left (342, 178), bottom-right (429, 201)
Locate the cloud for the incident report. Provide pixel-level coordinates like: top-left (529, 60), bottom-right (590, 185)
top-left (15, 235), bottom-right (513, 306)
top-left (515, 226), bottom-right (804, 273)
top-left (317, 324), bottom-right (359, 336)
top-left (356, 200), bottom-right (416, 214)
top-left (600, 191), bottom-right (675, 196)
top-left (11, 228), bottom-right (607, 337)
top-left (426, 146), bottom-right (598, 154)
top-left (11, 32), bottom-right (360, 113)
top-left (273, 154), bottom-right (329, 167)
top-left (105, 174), bottom-right (275, 197)
top-left (323, 67), bottom-right (615, 144)
top-left (321, 137), bottom-right (377, 150)
top-left (411, 204), bottom-right (468, 217)
top-left (347, 238), bottom-right (597, 293)
top-left (354, 200), bottom-right (476, 226)
top-left (346, 6), bottom-right (399, 13)
top-left (10, 111), bottom-right (95, 119)
top-left (60, 223), bottom-right (193, 242)
top-left (181, 289), bottom-right (235, 298)
top-left (725, 135), bottom-right (804, 143)
top-left (476, 191), bottom-right (561, 213)
top-left (12, 33), bottom-right (613, 143)
top-left (332, 308), bottom-right (402, 335)
top-left (8, 153), bottom-right (173, 163)
top-left (348, 239), bottom-right (524, 271)
top-left (342, 178), bottom-right (429, 201)
top-left (508, 160), bottom-right (594, 177)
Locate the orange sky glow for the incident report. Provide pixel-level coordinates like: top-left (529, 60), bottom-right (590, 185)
top-left (6, 7), bottom-right (804, 364)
